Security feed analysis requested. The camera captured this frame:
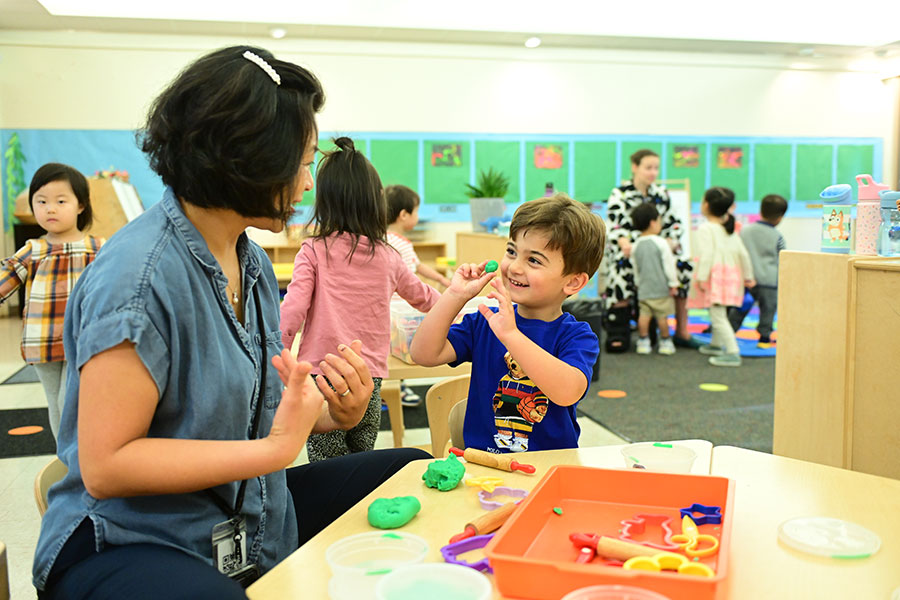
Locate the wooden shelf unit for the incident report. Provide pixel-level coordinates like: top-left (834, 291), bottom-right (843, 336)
top-left (773, 251), bottom-right (900, 479)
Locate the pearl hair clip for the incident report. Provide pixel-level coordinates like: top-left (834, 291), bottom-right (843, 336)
top-left (242, 51), bottom-right (281, 85)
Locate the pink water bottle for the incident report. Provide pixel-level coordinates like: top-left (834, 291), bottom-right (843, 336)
top-left (855, 174), bottom-right (890, 255)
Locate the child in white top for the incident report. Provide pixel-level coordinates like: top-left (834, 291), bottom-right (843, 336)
top-left (0, 163), bottom-right (104, 438)
top-left (280, 137), bottom-right (440, 461)
top-left (688, 187), bottom-right (755, 367)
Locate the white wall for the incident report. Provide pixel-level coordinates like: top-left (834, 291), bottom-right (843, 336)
top-left (1, 30), bottom-right (897, 253)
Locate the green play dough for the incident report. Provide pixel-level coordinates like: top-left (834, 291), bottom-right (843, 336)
top-left (367, 497), bottom-right (422, 529)
top-left (421, 453), bottom-right (465, 491)
top-left (484, 260), bottom-right (499, 273)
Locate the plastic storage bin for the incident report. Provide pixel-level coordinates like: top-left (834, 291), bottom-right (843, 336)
top-left (485, 465), bottom-right (734, 600)
top-left (389, 297), bottom-right (497, 364)
top-left (620, 443), bottom-right (697, 473)
top-left (326, 531), bottom-right (428, 600)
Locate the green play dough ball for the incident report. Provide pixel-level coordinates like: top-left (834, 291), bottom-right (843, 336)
top-left (422, 453), bottom-right (466, 491)
top-left (367, 496), bottom-right (422, 529)
top-left (484, 260), bottom-right (499, 273)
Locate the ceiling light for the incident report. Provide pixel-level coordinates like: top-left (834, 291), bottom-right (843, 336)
top-left (269, 27), bottom-right (287, 39)
top-left (797, 47), bottom-right (815, 57)
top-left (525, 37), bottom-right (541, 48)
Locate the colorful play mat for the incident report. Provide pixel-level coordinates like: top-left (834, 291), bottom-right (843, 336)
top-left (669, 305), bottom-right (777, 358)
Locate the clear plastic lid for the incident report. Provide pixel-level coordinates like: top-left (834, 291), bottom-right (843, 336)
top-left (777, 517), bottom-right (881, 559)
top-left (561, 585), bottom-right (672, 600)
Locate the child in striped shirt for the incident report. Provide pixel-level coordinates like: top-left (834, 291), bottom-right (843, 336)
top-left (0, 163), bottom-right (104, 438)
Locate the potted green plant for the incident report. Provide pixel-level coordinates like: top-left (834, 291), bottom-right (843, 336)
top-left (465, 167), bottom-right (511, 233)
top-left (464, 167), bottom-right (510, 200)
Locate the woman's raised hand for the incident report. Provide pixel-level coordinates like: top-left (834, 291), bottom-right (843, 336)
top-left (315, 339), bottom-right (374, 429)
top-left (267, 350), bottom-right (325, 465)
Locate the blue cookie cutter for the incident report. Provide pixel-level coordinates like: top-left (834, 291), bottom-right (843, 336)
top-left (679, 503), bottom-right (722, 526)
top-left (440, 533), bottom-right (494, 572)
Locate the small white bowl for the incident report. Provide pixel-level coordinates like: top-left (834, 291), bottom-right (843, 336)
top-left (376, 563), bottom-right (491, 600)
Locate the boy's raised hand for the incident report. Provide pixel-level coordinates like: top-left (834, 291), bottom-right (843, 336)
top-left (479, 277), bottom-right (519, 343)
top-left (447, 261), bottom-right (496, 300)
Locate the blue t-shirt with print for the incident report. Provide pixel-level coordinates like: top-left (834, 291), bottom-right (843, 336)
top-left (447, 306), bottom-right (598, 453)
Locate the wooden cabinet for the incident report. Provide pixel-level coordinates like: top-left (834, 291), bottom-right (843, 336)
top-left (773, 251), bottom-right (900, 479)
top-left (456, 232), bottom-right (507, 296)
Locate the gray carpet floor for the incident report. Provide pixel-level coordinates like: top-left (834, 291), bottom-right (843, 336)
top-left (578, 341), bottom-right (775, 452)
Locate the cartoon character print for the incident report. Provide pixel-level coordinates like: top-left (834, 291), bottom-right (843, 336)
top-left (826, 209), bottom-right (849, 242)
top-left (492, 351), bottom-right (548, 452)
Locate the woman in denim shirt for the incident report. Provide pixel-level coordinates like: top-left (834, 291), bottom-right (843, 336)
top-left (33, 46), bottom-right (431, 599)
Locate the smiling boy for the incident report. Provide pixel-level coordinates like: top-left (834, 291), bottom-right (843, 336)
top-left (410, 193), bottom-right (606, 453)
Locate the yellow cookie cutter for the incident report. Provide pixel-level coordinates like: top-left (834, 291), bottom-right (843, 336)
top-left (464, 475), bottom-right (505, 493)
top-left (623, 552), bottom-right (715, 578)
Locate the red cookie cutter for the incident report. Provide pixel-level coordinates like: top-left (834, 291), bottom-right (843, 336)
top-left (619, 514), bottom-right (680, 551)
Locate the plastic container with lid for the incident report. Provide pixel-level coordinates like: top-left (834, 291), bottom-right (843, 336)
top-left (854, 175), bottom-right (891, 255)
top-left (326, 531), bottom-right (429, 600)
top-left (819, 184), bottom-right (853, 254)
top-left (878, 190), bottom-right (900, 257)
top-left (621, 442), bottom-right (697, 474)
top-left (375, 563), bottom-right (491, 600)
top-left (561, 585), bottom-right (672, 600)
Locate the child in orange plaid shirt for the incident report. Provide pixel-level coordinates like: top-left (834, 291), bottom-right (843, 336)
top-left (0, 163), bottom-right (104, 439)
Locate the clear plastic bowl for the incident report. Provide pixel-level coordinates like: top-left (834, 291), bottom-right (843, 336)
top-left (621, 442), bottom-right (697, 473)
top-left (562, 584), bottom-right (672, 600)
top-left (326, 532), bottom-right (429, 600)
top-left (376, 563), bottom-right (492, 600)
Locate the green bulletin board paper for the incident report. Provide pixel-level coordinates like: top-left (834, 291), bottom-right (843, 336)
top-left (753, 144), bottom-right (792, 201)
top-left (710, 143), bottom-right (749, 201)
top-left (796, 144), bottom-right (833, 201)
top-left (836, 145), bottom-right (875, 189)
top-left (370, 140), bottom-right (419, 190)
top-left (424, 140), bottom-right (470, 204)
top-left (667, 142), bottom-right (706, 204)
top-left (619, 141), bottom-right (663, 184)
top-left (526, 141), bottom-right (568, 200)
top-left (475, 141), bottom-right (520, 203)
top-left (574, 142), bottom-right (617, 204)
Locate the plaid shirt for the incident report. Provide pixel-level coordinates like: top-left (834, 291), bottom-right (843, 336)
top-left (0, 236), bottom-right (103, 363)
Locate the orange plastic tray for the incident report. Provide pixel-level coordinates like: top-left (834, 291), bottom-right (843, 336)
top-left (484, 465), bottom-right (734, 600)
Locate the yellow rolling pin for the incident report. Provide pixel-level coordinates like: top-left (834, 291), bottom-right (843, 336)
top-left (448, 447), bottom-right (536, 473)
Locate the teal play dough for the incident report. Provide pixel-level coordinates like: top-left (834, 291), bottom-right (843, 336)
top-left (421, 453), bottom-right (465, 491)
top-left (367, 497), bottom-right (422, 529)
top-left (484, 260), bottom-right (499, 273)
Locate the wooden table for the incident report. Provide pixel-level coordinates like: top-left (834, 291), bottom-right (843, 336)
top-left (247, 441), bottom-right (713, 599)
top-left (710, 445), bottom-right (900, 599)
top-left (382, 356), bottom-right (471, 448)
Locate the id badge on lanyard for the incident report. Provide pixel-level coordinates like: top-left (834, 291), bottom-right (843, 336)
top-left (207, 288), bottom-right (266, 586)
top-left (212, 516), bottom-right (248, 574)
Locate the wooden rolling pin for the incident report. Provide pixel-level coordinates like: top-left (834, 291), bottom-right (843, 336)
top-left (570, 533), bottom-right (666, 562)
top-left (449, 501), bottom-right (519, 543)
top-left (449, 447), bottom-right (536, 473)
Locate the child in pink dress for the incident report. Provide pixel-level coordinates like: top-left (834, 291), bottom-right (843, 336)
top-left (688, 187), bottom-right (755, 367)
top-left (280, 137), bottom-right (440, 461)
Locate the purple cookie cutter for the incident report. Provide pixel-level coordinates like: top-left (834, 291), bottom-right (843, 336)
top-left (440, 533), bottom-right (494, 572)
top-left (477, 486), bottom-right (528, 510)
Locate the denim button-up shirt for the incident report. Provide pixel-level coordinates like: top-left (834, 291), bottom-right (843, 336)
top-left (33, 189), bottom-right (296, 589)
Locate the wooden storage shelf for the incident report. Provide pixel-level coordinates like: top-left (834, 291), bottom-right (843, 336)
top-left (773, 251), bottom-right (900, 479)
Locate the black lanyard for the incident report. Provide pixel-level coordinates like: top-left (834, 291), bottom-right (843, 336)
top-left (207, 287), bottom-right (267, 519)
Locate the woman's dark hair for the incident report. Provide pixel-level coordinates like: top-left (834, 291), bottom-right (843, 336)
top-left (309, 137), bottom-right (386, 261)
top-left (630, 202), bottom-right (660, 233)
top-left (385, 185), bottom-right (420, 224)
top-left (704, 186), bottom-right (736, 234)
top-left (138, 46), bottom-right (324, 221)
top-left (29, 163), bottom-right (93, 230)
top-left (630, 149), bottom-right (659, 167)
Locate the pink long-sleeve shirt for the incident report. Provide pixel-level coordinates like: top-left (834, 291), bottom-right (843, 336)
top-left (280, 233), bottom-right (440, 377)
